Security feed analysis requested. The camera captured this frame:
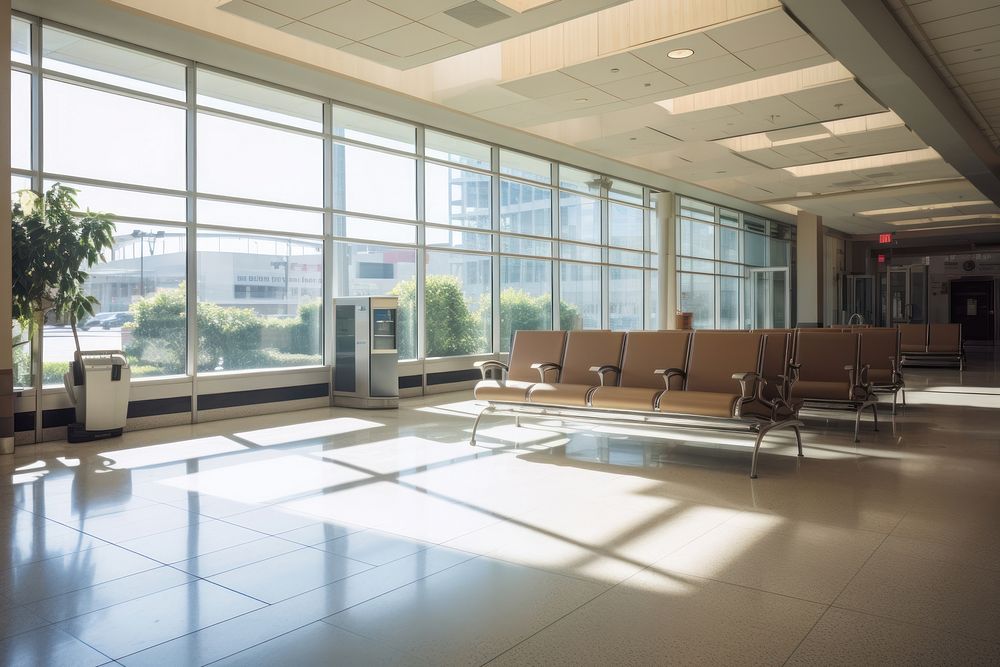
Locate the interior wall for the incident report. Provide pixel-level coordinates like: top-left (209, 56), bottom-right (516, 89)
top-left (892, 251), bottom-right (1000, 333)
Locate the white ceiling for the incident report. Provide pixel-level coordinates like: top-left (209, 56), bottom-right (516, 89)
top-left (218, 0), bottom-right (629, 69)
top-left (886, 0), bottom-right (1000, 149)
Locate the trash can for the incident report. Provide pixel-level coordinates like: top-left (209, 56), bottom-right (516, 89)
top-left (64, 350), bottom-right (130, 442)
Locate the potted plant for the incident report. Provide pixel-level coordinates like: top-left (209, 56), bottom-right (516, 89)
top-left (11, 184), bottom-right (115, 399)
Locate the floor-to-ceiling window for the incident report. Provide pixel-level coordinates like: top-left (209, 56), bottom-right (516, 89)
top-left (10, 14), bottom-right (659, 388)
top-left (676, 196), bottom-right (794, 330)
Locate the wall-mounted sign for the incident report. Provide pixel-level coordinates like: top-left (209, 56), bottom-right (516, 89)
top-left (877, 253), bottom-right (886, 264)
top-left (878, 232), bottom-right (895, 245)
top-left (963, 260), bottom-right (977, 272)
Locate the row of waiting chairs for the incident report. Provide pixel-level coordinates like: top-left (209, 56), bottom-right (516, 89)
top-left (898, 323), bottom-right (964, 369)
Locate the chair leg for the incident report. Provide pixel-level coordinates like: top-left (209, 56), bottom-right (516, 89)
top-left (891, 390), bottom-right (897, 418)
top-left (793, 424), bottom-right (803, 457)
top-left (470, 405), bottom-right (494, 447)
top-left (871, 402), bottom-right (879, 432)
top-left (514, 415), bottom-right (521, 428)
top-left (750, 426), bottom-right (767, 479)
top-left (853, 407), bottom-right (862, 443)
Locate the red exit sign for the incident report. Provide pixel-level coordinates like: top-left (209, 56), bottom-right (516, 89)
top-left (878, 232), bottom-right (894, 245)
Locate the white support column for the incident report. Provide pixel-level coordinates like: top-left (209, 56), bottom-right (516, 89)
top-left (653, 192), bottom-right (675, 329)
top-left (796, 211), bottom-right (825, 327)
top-left (1, 0), bottom-right (12, 454)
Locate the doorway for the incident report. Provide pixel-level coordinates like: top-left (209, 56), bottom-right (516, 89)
top-left (878, 265), bottom-right (928, 326)
top-left (749, 267), bottom-right (790, 329)
top-left (950, 280), bottom-right (995, 343)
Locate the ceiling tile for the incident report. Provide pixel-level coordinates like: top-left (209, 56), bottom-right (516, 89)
top-left (368, 0), bottom-right (467, 20)
top-left (931, 25), bottom-right (1000, 52)
top-left (500, 71), bottom-right (587, 98)
top-left (785, 80), bottom-right (886, 120)
top-left (576, 126), bottom-right (682, 156)
top-left (278, 21), bottom-right (351, 48)
top-left (537, 87), bottom-right (619, 112)
top-left (402, 40), bottom-right (473, 67)
top-left (919, 6), bottom-right (1000, 40)
top-left (249, 0), bottom-right (347, 20)
top-left (706, 10), bottom-right (803, 53)
top-left (220, 0), bottom-right (293, 28)
top-left (631, 33), bottom-right (729, 72)
top-left (561, 53), bottom-right (656, 86)
top-left (594, 70), bottom-right (684, 100)
top-left (365, 22), bottom-right (455, 57)
top-left (665, 54), bottom-right (753, 85)
top-left (735, 35), bottom-right (828, 70)
top-left (303, 0), bottom-right (409, 41)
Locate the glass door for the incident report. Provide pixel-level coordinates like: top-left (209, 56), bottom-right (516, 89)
top-left (845, 275), bottom-right (874, 325)
top-left (749, 267), bottom-right (790, 329)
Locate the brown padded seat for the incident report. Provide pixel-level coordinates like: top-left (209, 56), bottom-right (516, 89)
top-left (898, 323), bottom-right (927, 353)
top-left (658, 391), bottom-right (738, 418)
top-left (927, 323), bottom-right (961, 353)
top-left (753, 330), bottom-right (793, 403)
top-left (858, 328), bottom-right (899, 386)
top-left (528, 330), bottom-right (625, 407)
top-left (790, 331), bottom-right (858, 402)
top-left (473, 330), bottom-right (566, 403)
top-left (589, 331), bottom-right (691, 411)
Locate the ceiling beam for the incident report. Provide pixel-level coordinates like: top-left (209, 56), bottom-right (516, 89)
top-left (781, 0), bottom-right (1000, 206)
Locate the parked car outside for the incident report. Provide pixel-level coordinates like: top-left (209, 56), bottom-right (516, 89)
top-left (101, 312), bottom-right (134, 329)
top-left (79, 312), bottom-right (117, 330)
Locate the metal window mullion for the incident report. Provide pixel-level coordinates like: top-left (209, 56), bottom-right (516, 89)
top-left (551, 162), bottom-right (560, 330)
top-left (185, 65), bottom-right (199, 421)
top-left (29, 15), bottom-right (44, 443)
top-left (415, 127), bottom-right (426, 366)
top-left (490, 145), bottom-right (500, 354)
top-left (601, 195), bottom-right (610, 330)
top-left (322, 101), bottom-right (334, 372)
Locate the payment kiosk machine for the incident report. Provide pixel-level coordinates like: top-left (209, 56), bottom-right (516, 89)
top-left (333, 296), bottom-right (399, 409)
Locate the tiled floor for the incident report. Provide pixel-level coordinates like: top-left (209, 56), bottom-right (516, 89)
top-left (1, 351), bottom-right (999, 665)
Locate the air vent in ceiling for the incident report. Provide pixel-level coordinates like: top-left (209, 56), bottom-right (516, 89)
top-left (445, 1), bottom-right (510, 28)
top-left (865, 171), bottom-right (895, 178)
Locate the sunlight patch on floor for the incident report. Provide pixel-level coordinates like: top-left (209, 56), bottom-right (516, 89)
top-left (100, 436), bottom-right (246, 470)
top-left (234, 417), bottom-right (384, 446)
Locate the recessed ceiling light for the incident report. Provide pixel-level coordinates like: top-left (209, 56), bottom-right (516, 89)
top-left (629, 137), bottom-right (637, 141)
top-left (610, 67), bottom-right (621, 73)
top-left (667, 48), bottom-right (694, 59)
top-left (574, 98), bottom-right (589, 103)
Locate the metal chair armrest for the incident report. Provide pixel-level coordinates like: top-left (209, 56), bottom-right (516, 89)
top-left (589, 365), bottom-right (621, 386)
top-left (473, 360), bottom-right (508, 380)
top-left (732, 372), bottom-right (763, 401)
top-left (654, 367), bottom-right (686, 389)
top-left (530, 362), bottom-right (561, 382)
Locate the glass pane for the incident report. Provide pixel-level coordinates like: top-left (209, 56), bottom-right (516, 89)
top-left (332, 242), bottom-right (417, 360)
top-left (500, 236), bottom-right (551, 257)
top-left (609, 268), bottom-right (643, 331)
top-left (197, 69), bottom-right (322, 132)
top-left (45, 180), bottom-right (187, 222)
top-left (609, 202), bottom-right (643, 249)
top-left (11, 70), bottom-right (31, 170)
top-left (679, 272), bottom-right (715, 329)
top-left (333, 216), bottom-right (417, 245)
top-left (198, 112), bottom-right (323, 206)
top-left (199, 199), bottom-right (322, 235)
top-left (559, 165), bottom-right (601, 194)
top-left (42, 223), bottom-right (187, 384)
top-left (560, 262), bottom-right (601, 330)
top-left (426, 226), bottom-right (491, 251)
top-left (11, 174), bottom-right (31, 192)
top-left (44, 79), bottom-right (186, 189)
top-left (679, 258), bottom-right (716, 273)
top-left (679, 197), bottom-right (715, 223)
top-left (197, 231), bottom-right (323, 372)
top-left (719, 276), bottom-right (741, 329)
top-left (720, 226), bottom-right (739, 263)
top-left (499, 180), bottom-right (551, 236)
top-left (425, 130), bottom-right (490, 169)
top-left (334, 143), bottom-right (416, 219)
top-left (559, 192), bottom-right (600, 244)
top-left (499, 257), bottom-right (552, 353)
top-left (679, 218), bottom-right (715, 259)
top-left (720, 208), bottom-right (739, 227)
top-left (645, 270), bottom-right (659, 330)
top-left (424, 251), bottom-right (491, 356)
top-left (11, 17), bottom-right (30, 64)
top-left (500, 149), bottom-right (550, 183)
top-left (560, 243), bottom-right (601, 263)
top-left (609, 249), bottom-right (643, 267)
top-left (424, 163), bottom-right (491, 229)
top-left (332, 105), bottom-right (415, 152)
top-left (608, 178), bottom-right (643, 204)
top-left (745, 232), bottom-right (767, 267)
top-left (42, 26), bottom-right (186, 100)
top-left (769, 236), bottom-right (789, 267)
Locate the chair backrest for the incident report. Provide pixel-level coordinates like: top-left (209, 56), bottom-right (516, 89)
top-left (795, 331), bottom-right (859, 383)
top-left (858, 328), bottom-right (899, 372)
top-left (898, 323), bottom-right (927, 349)
top-left (685, 331), bottom-right (764, 394)
top-left (618, 331), bottom-right (691, 390)
top-left (928, 323), bottom-right (962, 351)
top-left (757, 330), bottom-right (792, 401)
top-left (559, 330), bottom-right (626, 385)
top-left (508, 330), bottom-right (567, 383)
